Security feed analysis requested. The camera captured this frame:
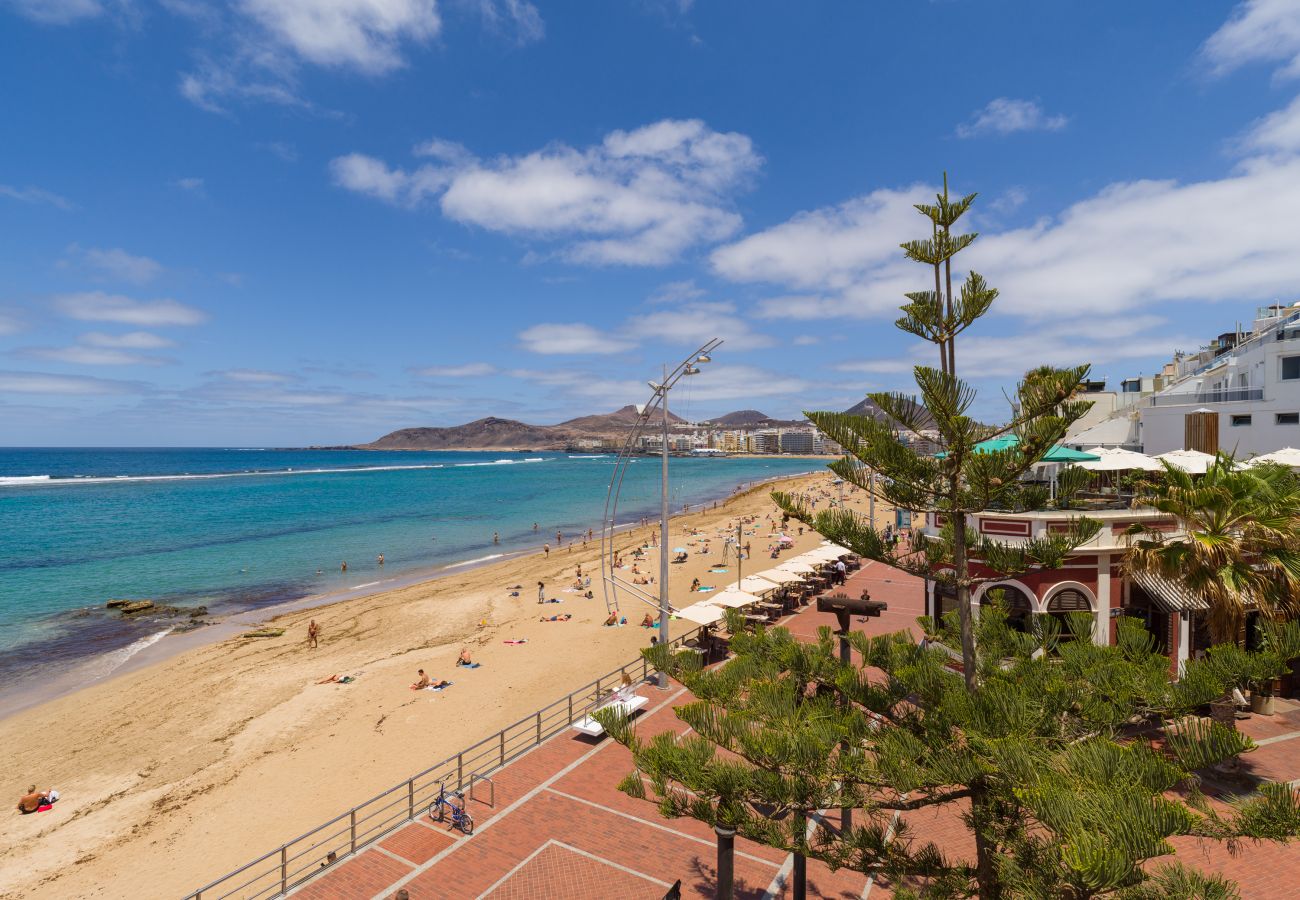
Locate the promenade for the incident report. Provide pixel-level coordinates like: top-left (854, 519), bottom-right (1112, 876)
top-left (284, 561), bottom-right (1300, 899)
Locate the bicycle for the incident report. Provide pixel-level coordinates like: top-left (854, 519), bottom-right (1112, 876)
top-left (428, 782), bottom-right (474, 835)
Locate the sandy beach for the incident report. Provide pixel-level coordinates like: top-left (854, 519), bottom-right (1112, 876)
top-left (0, 470), bottom-right (885, 899)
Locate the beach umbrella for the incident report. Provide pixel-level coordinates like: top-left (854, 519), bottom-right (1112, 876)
top-left (1247, 447), bottom-right (1300, 469)
top-left (935, 435), bottom-right (1100, 462)
top-left (1076, 447), bottom-right (1162, 472)
top-left (1154, 449), bottom-right (1216, 474)
top-left (739, 574), bottom-right (781, 594)
top-left (788, 551), bottom-right (831, 567)
top-left (776, 560), bottom-right (818, 575)
top-left (710, 590), bottom-right (761, 608)
top-left (754, 568), bottom-right (805, 585)
top-left (674, 603), bottom-right (726, 626)
top-left (804, 546), bottom-right (847, 562)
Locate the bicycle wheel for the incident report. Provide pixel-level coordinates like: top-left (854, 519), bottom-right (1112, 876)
top-left (459, 813), bottom-right (474, 835)
top-left (431, 802), bottom-right (445, 823)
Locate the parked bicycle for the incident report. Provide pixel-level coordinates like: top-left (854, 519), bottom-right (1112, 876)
top-left (428, 782), bottom-right (474, 835)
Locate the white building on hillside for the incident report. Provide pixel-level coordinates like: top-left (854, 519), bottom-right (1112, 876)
top-left (1133, 302), bottom-right (1300, 457)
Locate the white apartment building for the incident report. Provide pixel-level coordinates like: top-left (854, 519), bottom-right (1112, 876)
top-left (1136, 303), bottom-right (1300, 457)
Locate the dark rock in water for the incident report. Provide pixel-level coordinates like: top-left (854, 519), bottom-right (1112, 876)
top-left (106, 599), bottom-right (133, 609)
top-left (188, 606), bottom-right (208, 618)
top-left (119, 601), bottom-right (156, 615)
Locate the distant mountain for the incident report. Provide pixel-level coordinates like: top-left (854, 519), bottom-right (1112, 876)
top-left (559, 404), bottom-right (686, 433)
top-left (706, 409), bottom-right (772, 426)
top-left (844, 395), bottom-right (935, 430)
top-left (360, 417), bottom-right (562, 450)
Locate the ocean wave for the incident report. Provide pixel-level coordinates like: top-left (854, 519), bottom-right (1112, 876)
top-left (454, 457), bottom-right (550, 468)
top-left (0, 464), bottom-right (449, 488)
top-left (90, 628), bottom-right (172, 680)
top-left (0, 475), bottom-right (53, 486)
top-left (567, 454), bottom-right (608, 459)
top-left (443, 553), bottom-right (505, 568)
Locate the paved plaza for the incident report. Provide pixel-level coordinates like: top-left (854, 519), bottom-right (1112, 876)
top-left (287, 562), bottom-right (1300, 899)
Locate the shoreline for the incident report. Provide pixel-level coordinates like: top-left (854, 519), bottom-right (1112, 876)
top-left (0, 468), bottom-right (820, 722)
top-left (0, 468), bottom-right (870, 900)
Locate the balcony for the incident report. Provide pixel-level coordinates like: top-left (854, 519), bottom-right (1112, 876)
top-left (1147, 388), bottom-right (1264, 407)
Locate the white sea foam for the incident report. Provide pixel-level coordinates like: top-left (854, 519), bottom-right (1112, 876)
top-left (567, 454), bottom-right (607, 459)
top-left (0, 475), bottom-right (52, 486)
top-left (444, 553), bottom-right (505, 569)
top-left (92, 628), bottom-right (172, 680)
top-left (0, 463), bottom-right (448, 488)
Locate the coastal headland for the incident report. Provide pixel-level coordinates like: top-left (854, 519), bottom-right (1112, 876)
top-left (0, 470), bottom-right (886, 900)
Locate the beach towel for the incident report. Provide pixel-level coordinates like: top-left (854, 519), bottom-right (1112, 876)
top-left (457, 661), bottom-right (481, 669)
top-left (503, 639), bottom-right (528, 645)
top-left (710, 568), bottom-right (729, 573)
top-left (697, 586), bottom-right (716, 592)
top-left (428, 682), bottom-right (453, 691)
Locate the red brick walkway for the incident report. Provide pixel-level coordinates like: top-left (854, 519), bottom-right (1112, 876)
top-left (286, 561), bottom-right (1300, 900)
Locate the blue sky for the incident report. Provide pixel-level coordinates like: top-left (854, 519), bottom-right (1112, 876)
top-left (3, 0), bottom-right (1300, 446)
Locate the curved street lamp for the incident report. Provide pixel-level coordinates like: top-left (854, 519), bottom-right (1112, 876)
top-left (600, 338), bottom-right (723, 688)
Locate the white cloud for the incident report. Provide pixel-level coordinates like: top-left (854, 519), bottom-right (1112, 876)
top-left (792, 335), bottom-right (820, 346)
top-left (625, 301), bottom-right (772, 350)
top-left (216, 369), bottom-right (294, 383)
top-left (0, 183), bottom-right (74, 210)
top-left (417, 362), bottom-right (498, 376)
top-left (1240, 94), bottom-right (1300, 154)
top-left (82, 331), bottom-right (175, 349)
top-left (4, 0), bottom-right (101, 24)
top-left (68, 246), bottom-right (164, 284)
top-left (240, 0), bottom-right (441, 74)
top-left (260, 141), bottom-right (300, 162)
top-left (466, 0), bottom-right (544, 45)
top-left (647, 279), bottom-right (706, 304)
top-left (956, 98), bottom-right (1069, 139)
top-left (1203, 0), bottom-right (1300, 80)
top-left (333, 119), bottom-right (761, 265)
top-left (517, 323), bottom-right (634, 355)
top-left (836, 316), bottom-right (1189, 381)
top-left (20, 346), bottom-right (168, 367)
top-left (54, 292), bottom-right (207, 326)
top-left (715, 101), bottom-right (1300, 324)
top-left (0, 370), bottom-right (135, 395)
top-left (329, 152), bottom-right (452, 205)
top-left (174, 177), bottom-right (206, 193)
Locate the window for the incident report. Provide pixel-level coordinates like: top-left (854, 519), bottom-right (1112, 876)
top-left (1231, 414), bottom-right (1252, 426)
top-left (1279, 413), bottom-right (1300, 426)
top-left (1283, 356), bottom-right (1300, 381)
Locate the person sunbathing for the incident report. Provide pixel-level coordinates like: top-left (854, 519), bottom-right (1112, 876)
top-left (456, 648), bottom-right (475, 667)
top-left (411, 669), bottom-right (431, 690)
top-left (540, 613), bottom-right (573, 622)
top-left (17, 786), bottom-right (53, 814)
top-left (316, 674), bottom-right (355, 684)
top-left (640, 613), bottom-right (654, 627)
top-left (604, 612), bottom-right (619, 626)
top-left (690, 578), bottom-right (701, 592)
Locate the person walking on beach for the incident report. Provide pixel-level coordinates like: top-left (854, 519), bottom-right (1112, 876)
top-left (307, 619), bottom-right (320, 649)
top-left (537, 581), bottom-right (545, 603)
top-left (543, 543), bottom-right (549, 558)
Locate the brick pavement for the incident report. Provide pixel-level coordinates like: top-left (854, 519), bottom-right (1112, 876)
top-left (284, 560), bottom-right (1300, 900)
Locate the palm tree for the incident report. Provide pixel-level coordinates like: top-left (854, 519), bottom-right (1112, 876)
top-left (1125, 456), bottom-right (1300, 646)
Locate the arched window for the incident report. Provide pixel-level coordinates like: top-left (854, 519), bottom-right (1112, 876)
top-left (1046, 588), bottom-right (1093, 640)
top-left (981, 583), bottom-right (1034, 632)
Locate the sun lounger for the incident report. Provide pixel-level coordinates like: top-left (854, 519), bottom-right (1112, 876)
top-left (570, 693), bottom-right (649, 736)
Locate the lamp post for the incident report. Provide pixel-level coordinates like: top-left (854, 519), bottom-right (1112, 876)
top-left (648, 350), bottom-right (713, 688)
top-left (600, 339), bottom-right (723, 691)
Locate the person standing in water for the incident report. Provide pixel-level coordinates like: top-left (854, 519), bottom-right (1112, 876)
top-left (341, 561), bottom-right (348, 573)
top-left (377, 554), bottom-right (384, 566)
top-left (493, 532), bottom-right (499, 544)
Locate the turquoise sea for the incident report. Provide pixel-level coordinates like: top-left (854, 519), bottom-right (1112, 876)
top-left (0, 448), bottom-right (820, 690)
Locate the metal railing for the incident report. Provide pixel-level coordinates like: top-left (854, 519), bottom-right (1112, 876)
top-left (184, 627), bottom-right (700, 900)
top-left (1147, 387), bottom-right (1264, 406)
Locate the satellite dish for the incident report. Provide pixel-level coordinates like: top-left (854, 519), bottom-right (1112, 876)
top-left (635, 404), bottom-right (646, 415)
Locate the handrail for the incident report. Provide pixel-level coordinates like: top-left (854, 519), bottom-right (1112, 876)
top-left (184, 627), bottom-right (699, 900)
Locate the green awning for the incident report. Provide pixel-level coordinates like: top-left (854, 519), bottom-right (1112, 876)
top-left (936, 435), bottom-right (1099, 462)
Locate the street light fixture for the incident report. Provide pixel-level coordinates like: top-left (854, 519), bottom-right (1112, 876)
top-left (601, 338), bottom-right (723, 690)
